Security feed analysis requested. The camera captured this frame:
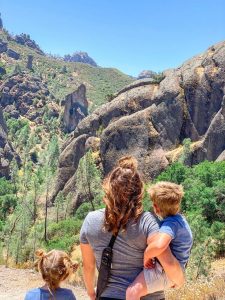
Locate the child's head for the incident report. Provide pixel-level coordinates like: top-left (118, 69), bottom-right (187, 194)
top-left (35, 249), bottom-right (78, 292)
top-left (148, 181), bottom-right (184, 218)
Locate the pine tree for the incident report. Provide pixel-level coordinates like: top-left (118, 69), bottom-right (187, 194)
top-left (76, 151), bottom-right (103, 211)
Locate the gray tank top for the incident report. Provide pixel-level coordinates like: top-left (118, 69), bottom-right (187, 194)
top-left (80, 209), bottom-right (165, 299)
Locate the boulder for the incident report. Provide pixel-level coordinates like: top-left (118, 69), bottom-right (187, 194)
top-left (0, 39), bottom-right (7, 53)
top-left (7, 49), bottom-right (20, 60)
top-left (26, 55), bottom-right (33, 70)
top-left (0, 66), bottom-right (6, 76)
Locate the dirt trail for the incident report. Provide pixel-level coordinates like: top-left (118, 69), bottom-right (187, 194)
top-left (0, 265), bottom-right (87, 300)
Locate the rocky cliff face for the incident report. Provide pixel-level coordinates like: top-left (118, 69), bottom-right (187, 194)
top-left (0, 107), bottom-right (19, 178)
top-left (51, 41), bottom-right (225, 206)
top-left (0, 73), bottom-right (60, 123)
top-left (62, 84), bottom-right (88, 133)
top-left (64, 51), bottom-right (97, 66)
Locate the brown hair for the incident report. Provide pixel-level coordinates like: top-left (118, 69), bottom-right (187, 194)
top-left (103, 156), bottom-right (144, 234)
top-left (148, 181), bottom-right (184, 218)
top-left (35, 249), bottom-right (78, 299)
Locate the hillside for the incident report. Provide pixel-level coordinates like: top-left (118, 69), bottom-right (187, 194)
top-left (0, 29), bottom-right (133, 112)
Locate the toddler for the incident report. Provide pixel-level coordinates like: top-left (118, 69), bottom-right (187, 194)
top-left (126, 181), bottom-right (193, 300)
top-left (24, 249), bottom-right (78, 300)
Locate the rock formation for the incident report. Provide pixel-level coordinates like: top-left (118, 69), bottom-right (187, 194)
top-left (0, 73), bottom-right (60, 123)
top-left (51, 41), bottom-right (225, 206)
top-left (0, 66), bottom-right (6, 76)
top-left (13, 33), bottom-right (44, 55)
top-left (0, 39), bottom-right (7, 53)
top-left (62, 84), bottom-right (88, 133)
top-left (7, 49), bottom-right (20, 60)
top-left (26, 55), bottom-right (33, 70)
top-left (0, 13), bottom-right (3, 30)
top-left (0, 107), bottom-right (20, 178)
top-left (138, 70), bottom-right (156, 79)
top-left (64, 51), bottom-right (97, 67)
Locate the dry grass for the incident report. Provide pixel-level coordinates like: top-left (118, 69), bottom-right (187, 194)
top-left (166, 259), bottom-right (225, 300)
top-left (166, 275), bottom-right (225, 300)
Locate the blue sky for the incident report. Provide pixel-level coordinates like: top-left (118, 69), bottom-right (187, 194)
top-left (1, 0), bottom-right (225, 76)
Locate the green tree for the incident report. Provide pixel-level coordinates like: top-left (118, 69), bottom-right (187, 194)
top-left (55, 191), bottom-right (65, 223)
top-left (76, 151), bottom-right (103, 211)
top-left (179, 138), bottom-right (191, 164)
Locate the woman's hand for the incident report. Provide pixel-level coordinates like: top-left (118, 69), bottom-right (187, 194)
top-left (144, 258), bottom-right (156, 269)
top-left (88, 290), bottom-right (96, 300)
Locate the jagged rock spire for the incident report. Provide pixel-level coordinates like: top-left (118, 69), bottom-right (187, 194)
top-left (0, 13), bottom-right (3, 29)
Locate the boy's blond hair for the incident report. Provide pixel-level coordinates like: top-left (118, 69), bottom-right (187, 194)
top-left (148, 181), bottom-right (184, 218)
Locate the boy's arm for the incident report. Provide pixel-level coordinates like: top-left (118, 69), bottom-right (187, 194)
top-left (144, 232), bottom-right (172, 267)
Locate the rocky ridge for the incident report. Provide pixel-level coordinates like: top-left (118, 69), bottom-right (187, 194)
top-left (51, 41), bottom-right (225, 207)
top-left (64, 51), bottom-right (97, 67)
top-left (13, 33), bottom-right (44, 55)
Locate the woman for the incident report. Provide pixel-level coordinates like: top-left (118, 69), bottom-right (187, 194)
top-left (80, 156), bottom-right (184, 300)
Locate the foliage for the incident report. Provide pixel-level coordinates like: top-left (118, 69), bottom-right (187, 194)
top-left (46, 218), bottom-right (82, 252)
top-left (179, 138), bottom-right (192, 164)
top-left (0, 178), bottom-right (17, 221)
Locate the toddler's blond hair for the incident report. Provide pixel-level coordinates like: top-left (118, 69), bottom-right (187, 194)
top-left (35, 249), bottom-right (78, 299)
top-left (148, 181), bottom-right (184, 218)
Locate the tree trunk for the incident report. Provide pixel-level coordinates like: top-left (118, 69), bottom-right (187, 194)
top-left (33, 225), bottom-right (37, 262)
top-left (56, 202), bottom-right (59, 223)
top-left (44, 181), bottom-right (49, 242)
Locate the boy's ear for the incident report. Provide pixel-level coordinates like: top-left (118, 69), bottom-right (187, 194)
top-left (72, 262), bottom-right (79, 271)
top-left (153, 203), bottom-right (161, 214)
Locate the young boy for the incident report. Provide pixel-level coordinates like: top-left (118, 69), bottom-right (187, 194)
top-left (126, 181), bottom-right (193, 300)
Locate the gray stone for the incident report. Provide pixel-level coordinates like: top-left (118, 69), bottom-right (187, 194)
top-left (7, 48), bottom-right (20, 60)
top-left (26, 54), bottom-right (33, 70)
top-left (0, 66), bottom-right (6, 76)
top-left (0, 39), bottom-right (7, 53)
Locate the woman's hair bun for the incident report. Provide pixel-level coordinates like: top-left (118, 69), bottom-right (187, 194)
top-left (35, 249), bottom-right (46, 258)
top-left (118, 156), bottom-right (138, 171)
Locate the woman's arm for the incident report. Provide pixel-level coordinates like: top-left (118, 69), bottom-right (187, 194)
top-left (144, 233), bottom-right (172, 267)
top-left (80, 243), bottom-right (96, 300)
top-left (156, 247), bottom-right (185, 288)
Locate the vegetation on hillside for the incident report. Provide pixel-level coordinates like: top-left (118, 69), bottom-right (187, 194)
top-left (0, 130), bottom-right (224, 282)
